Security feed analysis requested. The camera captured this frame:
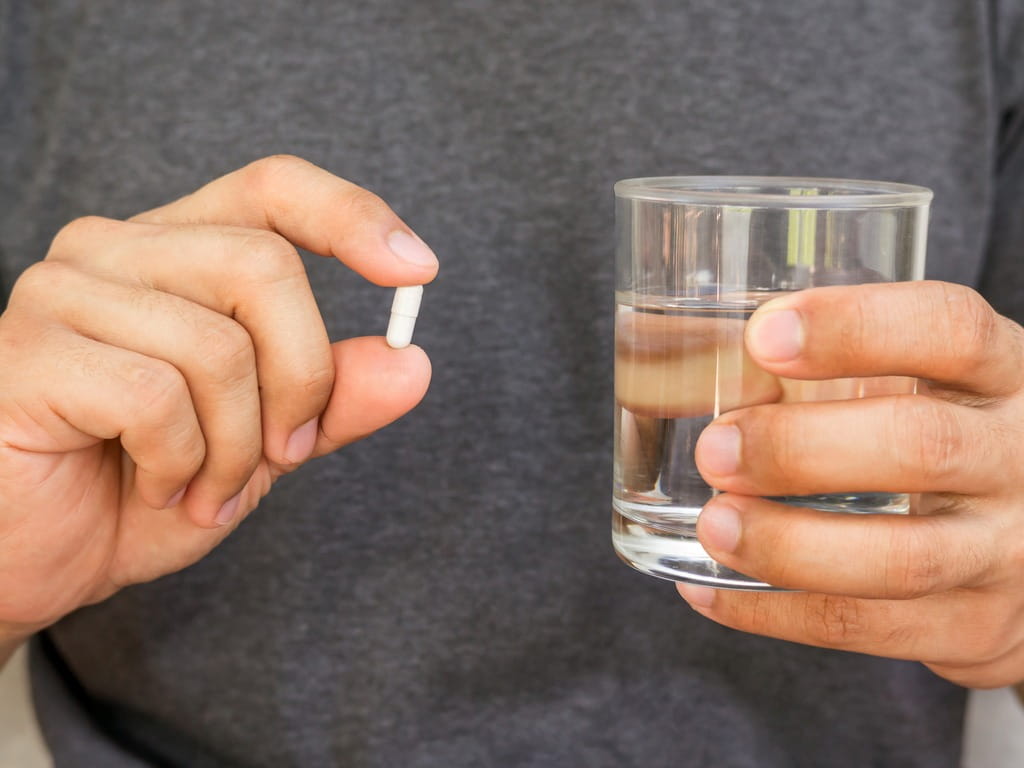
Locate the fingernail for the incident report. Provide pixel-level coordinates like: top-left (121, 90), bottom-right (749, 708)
top-left (677, 583), bottom-right (716, 609)
top-left (697, 425), bottom-right (741, 476)
top-left (747, 309), bottom-right (804, 362)
top-left (283, 417), bottom-right (319, 464)
top-left (163, 486), bottom-right (187, 510)
top-left (215, 491), bottom-right (243, 526)
top-left (388, 230), bottom-right (438, 269)
top-left (699, 500), bottom-right (742, 554)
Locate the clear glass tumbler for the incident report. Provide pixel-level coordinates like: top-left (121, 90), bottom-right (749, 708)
top-left (611, 177), bottom-right (931, 589)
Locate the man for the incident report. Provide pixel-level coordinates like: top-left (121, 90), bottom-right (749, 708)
top-left (1, 1), bottom-right (1022, 765)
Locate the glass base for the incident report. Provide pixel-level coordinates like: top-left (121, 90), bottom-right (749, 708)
top-left (611, 499), bottom-right (779, 590)
top-left (766, 492), bottom-right (909, 514)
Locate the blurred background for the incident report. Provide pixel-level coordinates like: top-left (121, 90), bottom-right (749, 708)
top-left (1, 643), bottom-right (1022, 768)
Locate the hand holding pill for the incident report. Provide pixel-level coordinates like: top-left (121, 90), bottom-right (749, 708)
top-left (0, 155), bottom-right (438, 645)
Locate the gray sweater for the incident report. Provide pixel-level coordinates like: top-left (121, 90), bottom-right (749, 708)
top-left (2, 1), bottom-right (1023, 766)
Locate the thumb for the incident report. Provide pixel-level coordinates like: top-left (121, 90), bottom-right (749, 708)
top-left (309, 336), bottom-right (432, 459)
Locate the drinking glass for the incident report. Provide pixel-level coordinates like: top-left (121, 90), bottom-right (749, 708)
top-left (612, 176), bottom-right (931, 589)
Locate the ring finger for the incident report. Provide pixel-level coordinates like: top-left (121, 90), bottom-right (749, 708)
top-left (693, 494), bottom-right (1001, 598)
top-left (695, 394), bottom-right (1010, 498)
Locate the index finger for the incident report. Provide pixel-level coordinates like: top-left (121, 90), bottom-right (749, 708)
top-left (131, 155), bottom-right (439, 287)
top-left (744, 282), bottom-right (1024, 398)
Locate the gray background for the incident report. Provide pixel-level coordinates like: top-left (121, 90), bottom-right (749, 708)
top-left (0, 645), bottom-right (1020, 768)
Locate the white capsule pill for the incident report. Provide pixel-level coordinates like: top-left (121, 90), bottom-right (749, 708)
top-left (386, 285), bottom-right (423, 349)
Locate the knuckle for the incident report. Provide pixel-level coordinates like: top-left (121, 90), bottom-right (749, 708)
top-left (125, 359), bottom-right (188, 416)
top-left (143, 416), bottom-right (206, 481)
top-left (803, 594), bottom-right (866, 647)
top-left (236, 231), bottom-right (303, 285)
top-left (954, 528), bottom-right (995, 587)
top-left (941, 284), bottom-right (998, 369)
top-left (246, 154), bottom-right (310, 190)
top-left (9, 260), bottom-right (76, 304)
top-left (735, 591), bottom-right (777, 636)
top-left (0, 310), bottom-right (58, 370)
top-left (195, 319), bottom-right (255, 384)
top-left (47, 215), bottom-right (120, 256)
top-left (1001, 319), bottom-right (1024, 392)
top-left (881, 521), bottom-right (945, 598)
top-left (895, 398), bottom-right (968, 486)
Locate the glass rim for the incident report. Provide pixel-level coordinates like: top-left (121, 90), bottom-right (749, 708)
top-left (614, 175), bottom-right (933, 208)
